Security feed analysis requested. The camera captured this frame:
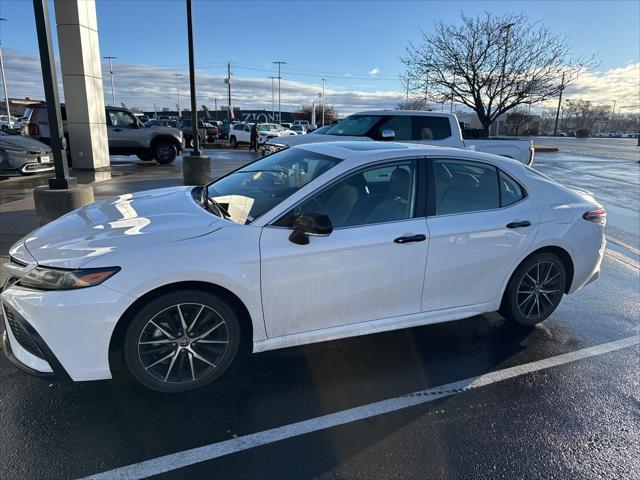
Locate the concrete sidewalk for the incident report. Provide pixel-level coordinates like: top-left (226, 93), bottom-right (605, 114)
top-left (0, 151), bottom-right (259, 266)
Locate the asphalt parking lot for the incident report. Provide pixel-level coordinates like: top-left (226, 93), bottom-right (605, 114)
top-left (0, 139), bottom-right (638, 480)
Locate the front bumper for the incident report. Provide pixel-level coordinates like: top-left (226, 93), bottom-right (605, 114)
top-left (1, 281), bottom-right (133, 381)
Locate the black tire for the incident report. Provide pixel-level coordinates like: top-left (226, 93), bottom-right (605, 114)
top-left (500, 252), bottom-right (566, 326)
top-left (153, 141), bottom-right (178, 164)
top-left (229, 136), bottom-right (238, 148)
top-left (123, 290), bottom-right (241, 393)
top-left (137, 152), bottom-right (154, 161)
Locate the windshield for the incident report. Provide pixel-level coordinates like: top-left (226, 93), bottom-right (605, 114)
top-left (205, 148), bottom-right (342, 224)
top-left (325, 115), bottom-right (383, 136)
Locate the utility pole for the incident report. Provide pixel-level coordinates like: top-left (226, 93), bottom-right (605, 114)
top-left (553, 72), bottom-right (565, 136)
top-left (0, 18), bottom-right (11, 127)
top-left (226, 62), bottom-right (233, 120)
top-left (214, 98), bottom-right (217, 121)
top-left (321, 78), bottom-right (326, 126)
top-left (174, 73), bottom-right (181, 116)
top-left (273, 61), bottom-right (286, 124)
top-left (268, 76), bottom-right (278, 121)
top-left (103, 56), bottom-right (116, 106)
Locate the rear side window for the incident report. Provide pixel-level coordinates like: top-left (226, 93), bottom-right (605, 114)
top-left (499, 171), bottom-right (525, 206)
top-left (413, 116), bottom-right (452, 140)
top-left (377, 116), bottom-right (412, 140)
top-left (434, 159), bottom-right (499, 215)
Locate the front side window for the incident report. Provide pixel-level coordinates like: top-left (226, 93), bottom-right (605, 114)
top-left (434, 159), bottom-right (499, 215)
top-left (205, 148), bottom-right (342, 224)
top-left (109, 111), bottom-right (136, 128)
top-left (325, 115), bottom-right (383, 136)
top-left (278, 160), bottom-right (418, 229)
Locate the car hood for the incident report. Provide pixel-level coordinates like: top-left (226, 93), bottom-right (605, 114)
top-left (266, 134), bottom-right (370, 147)
top-left (0, 135), bottom-right (51, 153)
top-left (21, 187), bottom-right (224, 269)
top-left (146, 126), bottom-right (183, 138)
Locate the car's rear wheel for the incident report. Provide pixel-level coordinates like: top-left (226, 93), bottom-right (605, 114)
top-left (123, 290), bottom-right (240, 393)
top-left (229, 136), bottom-right (238, 148)
top-left (153, 141), bottom-right (178, 164)
top-left (500, 252), bottom-right (566, 325)
top-left (136, 152), bottom-right (154, 161)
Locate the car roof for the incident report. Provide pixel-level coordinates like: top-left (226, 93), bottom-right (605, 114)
top-left (294, 141), bottom-right (526, 169)
top-left (345, 110), bottom-right (453, 117)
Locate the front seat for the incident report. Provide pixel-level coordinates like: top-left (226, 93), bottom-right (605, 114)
top-left (367, 168), bottom-right (411, 223)
top-left (324, 183), bottom-right (359, 227)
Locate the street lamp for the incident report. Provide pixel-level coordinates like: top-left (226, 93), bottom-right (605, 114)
top-left (0, 18), bottom-right (11, 127)
top-left (103, 56), bottom-right (116, 106)
top-left (273, 61), bottom-right (286, 124)
top-left (174, 73), bottom-right (181, 116)
top-left (268, 76), bottom-right (278, 121)
top-left (321, 78), bottom-right (326, 126)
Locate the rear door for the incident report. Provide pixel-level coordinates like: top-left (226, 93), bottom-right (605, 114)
top-left (422, 158), bottom-right (540, 311)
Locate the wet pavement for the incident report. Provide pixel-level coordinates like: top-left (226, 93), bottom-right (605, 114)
top-left (0, 141), bottom-right (638, 480)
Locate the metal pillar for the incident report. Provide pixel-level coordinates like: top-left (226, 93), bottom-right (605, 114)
top-left (186, 0), bottom-right (200, 156)
top-left (33, 0), bottom-right (75, 189)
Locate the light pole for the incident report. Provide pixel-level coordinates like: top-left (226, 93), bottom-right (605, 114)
top-left (185, 0), bottom-right (200, 156)
top-left (103, 56), bottom-right (116, 106)
top-left (174, 73), bottom-right (181, 116)
top-left (273, 61), bottom-right (286, 124)
top-left (214, 98), bottom-right (217, 121)
top-left (0, 18), bottom-right (11, 127)
top-left (268, 76), bottom-right (278, 121)
top-left (321, 78), bottom-right (326, 126)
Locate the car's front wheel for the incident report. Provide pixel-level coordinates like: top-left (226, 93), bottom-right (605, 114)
top-left (123, 290), bottom-right (240, 392)
top-left (500, 252), bottom-right (566, 325)
top-left (153, 141), bottom-right (178, 164)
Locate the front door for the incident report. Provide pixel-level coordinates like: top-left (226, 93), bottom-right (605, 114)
top-left (260, 159), bottom-right (429, 338)
top-left (106, 110), bottom-right (142, 151)
top-left (422, 158), bottom-right (540, 311)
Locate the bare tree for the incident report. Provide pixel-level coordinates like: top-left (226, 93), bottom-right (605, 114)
top-left (403, 12), bottom-right (597, 135)
top-left (564, 99), bottom-right (610, 130)
top-left (504, 107), bottom-right (532, 135)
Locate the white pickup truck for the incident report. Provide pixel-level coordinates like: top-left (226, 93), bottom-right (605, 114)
top-left (265, 110), bottom-right (535, 165)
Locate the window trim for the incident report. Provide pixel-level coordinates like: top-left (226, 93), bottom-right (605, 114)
top-left (426, 157), bottom-right (528, 218)
top-left (269, 157), bottom-right (427, 229)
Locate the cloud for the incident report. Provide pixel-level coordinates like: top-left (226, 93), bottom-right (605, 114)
top-left (368, 67), bottom-right (380, 76)
top-left (2, 49), bottom-right (399, 115)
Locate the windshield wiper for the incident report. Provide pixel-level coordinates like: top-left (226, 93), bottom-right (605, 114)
top-left (200, 187), bottom-right (231, 219)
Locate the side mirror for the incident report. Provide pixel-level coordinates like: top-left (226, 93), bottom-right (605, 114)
top-left (289, 212), bottom-right (333, 245)
top-left (380, 129), bottom-right (395, 140)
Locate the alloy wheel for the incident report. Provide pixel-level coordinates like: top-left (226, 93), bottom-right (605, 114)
top-left (516, 261), bottom-right (563, 322)
top-left (137, 303), bottom-right (229, 384)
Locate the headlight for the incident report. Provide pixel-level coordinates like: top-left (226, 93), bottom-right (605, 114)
top-left (17, 266), bottom-right (120, 291)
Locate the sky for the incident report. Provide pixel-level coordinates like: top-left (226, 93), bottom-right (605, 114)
top-left (1, 0), bottom-right (639, 115)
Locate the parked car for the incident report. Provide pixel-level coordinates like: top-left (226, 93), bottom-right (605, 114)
top-left (145, 118), bottom-right (179, 128)
top-left (21, 104), bottom-right (184, 164)
top-left (291, 125), bottom-right (308, 135)
top-left (0, 130), bottom-right (54, 175)
top-left (0, 115), bottom-right (20, 133)
top-left (280, 122), bottom-right (293, 129)
top-left (292, 120), bottom-right (316, 132)
top-left (1, 142), bottom-right (605, 392)
top-left (266, 110), bottom-right (535, 165)
top-left (217, 122), bottom-right (231, 140)
top-left (178, 119), bottom-right (218, 146)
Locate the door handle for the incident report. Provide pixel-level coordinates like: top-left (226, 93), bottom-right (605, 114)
top-left (506, 220), bottom-right (531, 228)
top-left (394, 234), bottom-right (427, 244)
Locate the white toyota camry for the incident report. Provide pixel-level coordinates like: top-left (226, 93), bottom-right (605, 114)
top-left (1, 142), bottom-right (605, 392)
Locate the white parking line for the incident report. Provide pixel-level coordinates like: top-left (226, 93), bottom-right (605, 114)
top-left (81, 335), bottom-right (639, 480)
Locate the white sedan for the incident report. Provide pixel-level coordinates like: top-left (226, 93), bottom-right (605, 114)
top-left (1, 142), bottom-right (605, 392)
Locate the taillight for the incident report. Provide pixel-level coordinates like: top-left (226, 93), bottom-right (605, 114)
top-left (28, 123), bottom-right (40, 137)
top-left (583, 208), bottom-right (606, 225)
